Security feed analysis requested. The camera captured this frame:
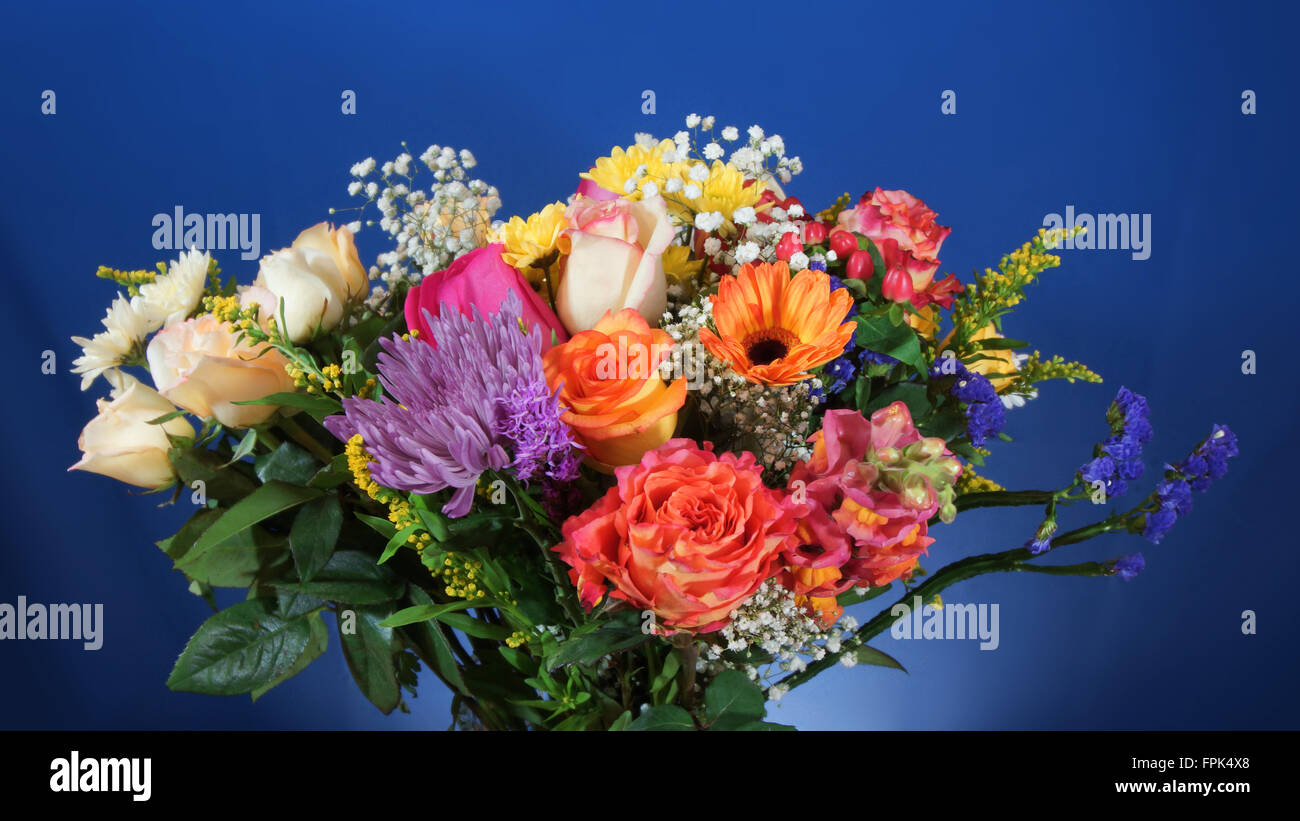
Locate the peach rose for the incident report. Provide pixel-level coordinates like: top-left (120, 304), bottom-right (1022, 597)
top-left (254, 222), bottom-right (368, 342)
top-left (543, 308), bottom-right (686, 469)
top-left (146, 315), bottom-right (298, 429)
top-left (69, 375), bottom-right (194, 488)
top-left (554, 439), bottom-right (803, 633)
top-left (553, 194), bottom-right (672, 333)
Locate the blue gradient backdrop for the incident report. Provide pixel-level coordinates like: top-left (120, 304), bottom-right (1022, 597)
top-left (1, 0), bottom-right (1295, 730)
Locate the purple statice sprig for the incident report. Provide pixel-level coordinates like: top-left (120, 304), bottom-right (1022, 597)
top-left (1106, 552), bottom-right (1146, 581)
top-left (929, 359), bottom-right (1006, 446)
top-left (1077, 386), bottom-right (1153, 501)
top-left (1140, 424), bottom-right (1239, 544)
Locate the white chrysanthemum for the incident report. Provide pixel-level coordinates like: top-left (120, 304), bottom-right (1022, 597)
top-left (71, 294), bottom-right (150, 390)
top-left (134, 249), bottom-right (209, 330)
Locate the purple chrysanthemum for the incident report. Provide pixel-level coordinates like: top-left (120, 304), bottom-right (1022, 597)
top-left (323, 291), bottom-right (577, 517)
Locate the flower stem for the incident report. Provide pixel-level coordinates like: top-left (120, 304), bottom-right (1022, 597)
top-left (276, 415), bottom-right (335, 464)
top-left (953, 489), bottom-right (1056, 512)
top-left (774, 513), bottom-right (1128, 693)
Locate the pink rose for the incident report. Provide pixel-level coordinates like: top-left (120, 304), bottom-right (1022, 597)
top-left (404, 244), bottom-right (567, 351)
top-left (553, 194), bottom-right (671, 333)
top-left (837, 188), bottom-right (951, 293)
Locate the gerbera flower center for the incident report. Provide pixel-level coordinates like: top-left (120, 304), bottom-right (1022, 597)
top-left (743, 328), bottom-right (798, 366)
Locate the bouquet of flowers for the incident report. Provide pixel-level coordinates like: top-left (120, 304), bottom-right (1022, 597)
top-left (69, 114), bottom-right (1238, 730)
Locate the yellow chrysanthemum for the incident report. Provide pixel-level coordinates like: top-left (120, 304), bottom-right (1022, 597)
top-left (492, 201), bottom-right (569, 280)
top-left (664, 160), bottom-right (765, 233)
top-left (661, 245), bottom-right (704, 286)
top-left (581, 140), bottom-right (678, 202)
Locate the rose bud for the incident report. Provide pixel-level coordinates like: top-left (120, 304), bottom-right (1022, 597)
top-left (846, 249), bottom-right (873, 280)
top-left (829, 230), bottom-right (858, 258)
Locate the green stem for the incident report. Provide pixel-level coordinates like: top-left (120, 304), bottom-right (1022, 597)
top-left (775, 514), bottom-right (1128, 693)
top-left (276, 415), bottom-right (335, 464)
top-left (954, 489), bottom-right (1056, 512)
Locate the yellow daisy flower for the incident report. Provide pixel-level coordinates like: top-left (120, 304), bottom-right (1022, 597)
top-left (665, 160), bottom-right (765, 234)
top-left (580, 140), bottom-right (678, 201)
top-left (493, 201), bottom-right (569, 281)
top-left (661, 245), bottom-right (704, 286)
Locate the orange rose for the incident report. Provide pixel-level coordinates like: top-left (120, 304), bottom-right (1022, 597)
top-left (542, 308), bottom-right (687, 469)
top-left (553, 439), bottom-right (802, 633)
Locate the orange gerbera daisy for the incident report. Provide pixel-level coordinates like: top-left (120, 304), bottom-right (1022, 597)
top-left (699, 261), bottom-right (855, 386)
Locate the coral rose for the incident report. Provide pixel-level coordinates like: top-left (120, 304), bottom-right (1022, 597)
top-left (543, 308), bottom-right (686, 469)
top-left (837, 188), bottom-right (950, 291)
top-left (554, 439), bottom-right (803, 633)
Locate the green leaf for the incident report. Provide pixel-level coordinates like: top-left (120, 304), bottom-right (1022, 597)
top-left (174, 524), bottom-right (292, 588)
top-left (650, 651), bottom-right (681, 696)
top-left (703, 670), bottom-right (766, 730)
top-left (167, 598), bottom-right (317, 696)
top-left (972, 337), bottom-right (1028, 351)
top-left (269, 550), bottom-right (404, 604)
top-left (415, 507), bottom-right (450, 542)
top-left (288, 494), bottom-right (343, 582)
top-left (399, 586), bottom-right (469, 696)
top-left (607, 710), bottom-right (634, 731)
top-left (234, 391), bottom-right (342, 421)
top-left (438, 612), bottom-right (512, 641)
top-left (168, 446), bottom-right (259, 505)
top-left (840, 276), bottom-right (868, 300)
top-left (378, 600), bottom-right (480, 629)
top-left (254, 442), bottom-right (320, 486)
top-left (378, 522), bottom-right (422, 565)
top-left (224, 429), bottom-right (258, 467)
top-left (862, 381), bottom-right (932, 420)
top-left (307, 453), bottom-right (352, 489)
top-left (628, 705), bottom-right (696, 731)
top-left (251, 610), bottom-right (328, 702)
top-left (854, 643), bottom-right (908, 672)
top-left (547, 611), bottom-right (650, 671)
top-left (338, 604), bottom-right (401, 714)
top-left (863, 236), bottom-right (886, 280)
top-left (189, 481), bottom-right (323, 559)
top-left (854, 313), bottom-right (925, 372)
top-left (147, 409), bottom-right (189, 426)
top-left (734, 720), bottom-right (797, 731)
top-left (355, 513), bottom-right (398, 541)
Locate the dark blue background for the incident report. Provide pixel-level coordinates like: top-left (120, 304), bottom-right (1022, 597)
top-left (1, 0), bottom-right (1294, 729)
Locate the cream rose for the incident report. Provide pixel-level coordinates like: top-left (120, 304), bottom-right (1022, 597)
top-left (254, 222), bottom-right (367, 342)
top-left (554, 194), bottom-right (671, 333)
top-left (146, 315), bottom-right (298, 428)
top-left (69, 375), bottom-right (195, 488)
